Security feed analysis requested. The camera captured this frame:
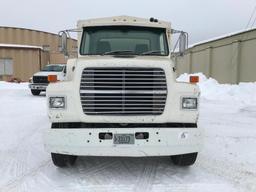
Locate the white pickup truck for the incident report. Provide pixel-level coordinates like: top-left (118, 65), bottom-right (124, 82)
top-left (44, 16), bottom-right (203, 167)
top-left (29, 64), bottom-right (66, 95)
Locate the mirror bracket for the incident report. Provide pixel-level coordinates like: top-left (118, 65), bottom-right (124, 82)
top-left (58, 31), bottom-right (69, 57)
top-left (171, 29), bottom-right (189, 57)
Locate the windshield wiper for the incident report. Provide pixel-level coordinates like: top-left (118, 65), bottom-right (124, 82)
top-left (141, 50), bottom-right (166, 55)
top-left (102, 50), bottom-right (134, 55)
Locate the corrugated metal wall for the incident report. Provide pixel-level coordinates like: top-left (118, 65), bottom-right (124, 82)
top-left (0, 27), bottom-right (77, 81)
top-left (13, 49), bottom-right (40, 78)
top-left (0, 27), bottom-right (77, 62)
top-left (0, 47), bottom-right (50, 81)
top-left (175, 29), bottom-right (256, 84)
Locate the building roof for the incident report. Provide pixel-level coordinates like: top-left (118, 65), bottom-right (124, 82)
top-left (189, 27), bottom-right (256, 48)
top-left (0, 26), bottom-right (77, 41)
top-left (0, 43), bottom-right (43, 49)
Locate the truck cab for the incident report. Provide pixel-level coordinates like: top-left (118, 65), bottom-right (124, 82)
top-left (44, 16), bottom-right (202, 167)
top-left (29, 64), bottom-right (66, 95)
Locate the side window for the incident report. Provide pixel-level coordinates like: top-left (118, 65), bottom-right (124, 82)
top-left (0, 58), bottom-right (13, 75)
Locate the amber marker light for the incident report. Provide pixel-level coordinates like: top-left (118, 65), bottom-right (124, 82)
top-left (189, 76), bottom-right (199, 83)
top-left (48, 75), bottom-right (58, 83)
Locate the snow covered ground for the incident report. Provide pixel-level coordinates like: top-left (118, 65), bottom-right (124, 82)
top-left (0, 74), bottom-right (256, 192)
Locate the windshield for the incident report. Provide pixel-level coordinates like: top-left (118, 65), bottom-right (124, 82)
top-left (80, 26), bottom-right (169, 56)
top-left (41, 65), bottom-right (64, 72)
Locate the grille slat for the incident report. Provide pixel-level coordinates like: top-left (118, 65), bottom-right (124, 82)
top-left (81, 96), bottom-right (166, 99)
top-left (81, 82), bottom-right (166, 84)
top-left (82, 74), bottom-right (165, 77)
top-left (80, 68), bottom-right (167, 115)
top-left (80, 111), bottom-right (164, 114)
top-left (80, 85), bottom-right (167, 88)
top-left (80, 90), bottom-right (166, 94)
top-left (83, 70), bottom-right (164, 73)
top-left (81, 100), bottom-right (166, 102)
top-left (81, 78), bottom-right (165, 81)
top-left (82, 107), bottom-right (164, 109)
top-left (82, 103), bottom-right (165, 106)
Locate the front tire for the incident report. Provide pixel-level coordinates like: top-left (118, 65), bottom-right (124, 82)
top-left (171, 152), bottom-right (198, 166)
top-left (51, 153), bottom-right (77, 167)
top-left (31, 89), bottom-right (41, 95)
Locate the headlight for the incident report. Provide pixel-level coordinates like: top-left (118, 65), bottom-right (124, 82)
top-left (49, 97), bottom-right (66, 109)
top-left (181, 97), bottom-right (198, 110)
top-left (29, 77), bottom-right (32, 83)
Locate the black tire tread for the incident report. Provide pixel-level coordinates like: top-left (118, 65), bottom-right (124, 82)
top-left (31, 89), bottom-right (41, 95)
top-left (171, 152), bottom-right (198, 166)
top-left (51, 153), bottom-right (77, 167)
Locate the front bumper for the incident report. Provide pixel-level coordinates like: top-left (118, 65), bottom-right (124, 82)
top-left (44, 125), bottom-right (203, 157)
top-left (29, 83), bottom-right (48, 91)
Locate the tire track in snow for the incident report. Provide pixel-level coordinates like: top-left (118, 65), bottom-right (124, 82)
top-left (0, 160), bottom-right (51, 192)
top-left (0, 132), bottom-right (46, 187)
top-left (198, 154), bottom-right (256, 192)
top-left (80, 160), bottom-right (118, 176)
top-left (117, 158), bottom-right (137, 177)
top-left (74, 159), bottom-right (120, 186)
top-left (133, 159), bottom-right (158, 192)
top-left (2, 159), bottom-right (119, 192)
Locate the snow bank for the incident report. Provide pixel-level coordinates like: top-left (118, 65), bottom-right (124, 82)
top-left (177, 73), bottom-right (256, 105)
top-left (0, 81), bottom-right (28, 90)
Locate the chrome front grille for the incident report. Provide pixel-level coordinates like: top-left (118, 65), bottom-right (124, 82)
top-left (80, 68), bottom-right (167, 115)
top-left (33, 76), bottom-right (48, 84)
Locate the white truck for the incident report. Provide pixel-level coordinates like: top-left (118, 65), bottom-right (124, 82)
top-left (29, 64), bottom-right (66, 95)
top-left (44, 16), bottom-right (203, 167)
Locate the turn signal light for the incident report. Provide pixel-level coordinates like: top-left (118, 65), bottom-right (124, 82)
top-left (189, 76), bottom-right (199, 83)
top-left (48, 75), bottom-right (58, 83)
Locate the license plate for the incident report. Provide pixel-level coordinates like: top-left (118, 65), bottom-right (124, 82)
top-left (114, 134), bottom-right (134, 144)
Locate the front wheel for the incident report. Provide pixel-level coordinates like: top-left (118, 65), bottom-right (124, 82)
top-left (51, 153), bottom-right (77, 167)
top-left (171, 152), bottom-right (198, 166)
top-left (31, 89), bottom-right (41, 95)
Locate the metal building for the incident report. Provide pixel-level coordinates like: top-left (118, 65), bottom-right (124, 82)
top-left (175, 28), bottom-right (256, 84)
top-left (0, 27), bottom-right (77, 81)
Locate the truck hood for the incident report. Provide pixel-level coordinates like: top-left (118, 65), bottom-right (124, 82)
top-left (70, 56), bottom-right (176, 84)
top-left (76, 56), bottom-right (173, 66)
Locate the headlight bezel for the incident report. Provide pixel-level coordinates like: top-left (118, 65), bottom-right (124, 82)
top-left (181, 97), bottom-right (198, 110)
top-left (49, 96), bottom-right (66, 109)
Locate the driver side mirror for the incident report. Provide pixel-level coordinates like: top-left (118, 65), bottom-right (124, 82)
top-left (59, 31), bottom-right (68, 56)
